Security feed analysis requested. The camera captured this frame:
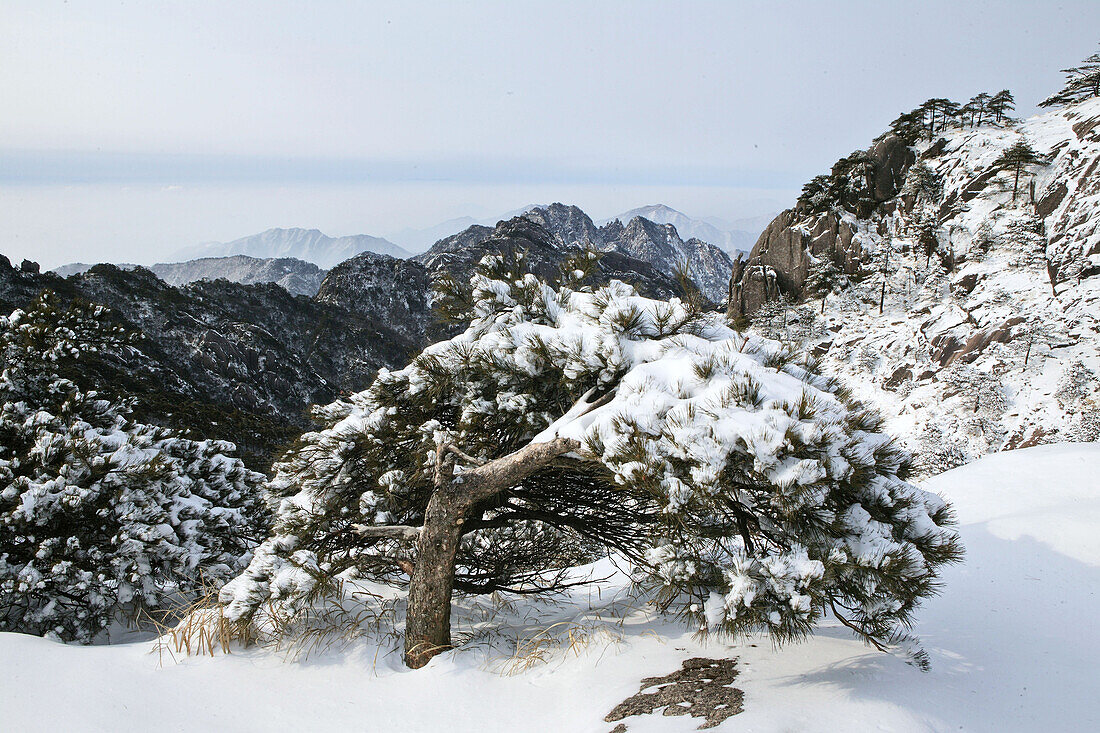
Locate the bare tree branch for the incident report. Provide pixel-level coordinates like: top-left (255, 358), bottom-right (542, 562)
top-left (351, 524), bottom-right (423, 541)
top-left (444, 444), bottom-right (485, 466)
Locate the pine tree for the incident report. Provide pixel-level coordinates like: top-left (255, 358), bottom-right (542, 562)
top-left (988, 90), bottom-right (1015, 123)
top-left (958, 101), bottom-right (978, 129)
top-left (919, 98), bottom-right (960, 140)
top-left (993, 141), bottom-right (1046, 201)
top-left (888, 109), bottom-right (926, 145)
top-left (0, 293), bottom-right (265, 642)
top-left (1040, 48), bottom-right (1100, 107)
top-left (968, 93), bottom-right (992, 127)
top-left (901, 162), bottom-right (943, 204)
top-left (219, 256), bottom-right (962, 670)
top-left (802, 258), bottom-right (845, 313)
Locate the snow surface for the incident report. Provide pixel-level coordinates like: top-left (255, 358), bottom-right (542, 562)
top-left (1, 444), bottom-right (1098, 730)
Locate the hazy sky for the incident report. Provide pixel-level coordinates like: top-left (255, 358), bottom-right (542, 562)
top-left (3, 1), bottom-right (1099, 267)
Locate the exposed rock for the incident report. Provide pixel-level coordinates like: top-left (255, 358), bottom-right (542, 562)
top-left (726, 135), bottom-right (916, 317)
top-left (884, 365), bottom-right (913, 390)
top-left (870, 134), bottom-right (917, 202)
top-left (1036, 181), bottom-right (1068, 218)
top-left (19, 260), bottom-right (39, 274)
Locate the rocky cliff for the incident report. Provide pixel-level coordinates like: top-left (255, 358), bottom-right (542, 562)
top-left (728, 134), bottom-right (914, 316)
top-left (737, 95), bottom-right (1100, 470)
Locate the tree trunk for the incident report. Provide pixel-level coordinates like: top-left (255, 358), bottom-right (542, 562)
top-left (1013, 166), bottom-right (1020, 201)
top-left (404, 487), bottom-right (467, 669)
top-left (400, 436), bottom-right (580, 669)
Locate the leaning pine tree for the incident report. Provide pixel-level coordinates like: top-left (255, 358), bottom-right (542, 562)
top-left (220, 254), bottom-right (962, 669)
top-left (0, 293), bottom-right (266, 643)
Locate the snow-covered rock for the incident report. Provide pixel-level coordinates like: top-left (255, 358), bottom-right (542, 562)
top-left (149, 255), bottom-right (327, 296)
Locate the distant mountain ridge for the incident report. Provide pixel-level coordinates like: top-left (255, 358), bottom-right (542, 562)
top-left (149, 256), bottom-right (327, 297)
top-left (15, 210), bottom-right (698, 470)
top-left (53, 256), bottom-right (328, 297)
top-left (600, 204), bottom-right (766, 256)
top-left (172, 227), bottom-right (409, 268)
top-left (386, 203), bottom-right (773, 258)
top-left (519, 203), bottom-right (735, 302)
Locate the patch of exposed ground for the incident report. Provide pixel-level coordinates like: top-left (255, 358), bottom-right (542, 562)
top-left (604, 657), bottom-right (744, 730)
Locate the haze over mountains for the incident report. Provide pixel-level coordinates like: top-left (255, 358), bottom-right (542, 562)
top-left (172, 227), bottom-right (411, 268)
top-left (50, 203), bottom-right (752, 301)
top-left (598, 204), bottom-right (767, 256)
top-left (386, 204), bottom-right (764, 257)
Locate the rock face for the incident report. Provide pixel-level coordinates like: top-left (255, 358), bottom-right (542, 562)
top-left (728, 134), bottom-right (915, 316)
top-left (172, 227), bottom-right (410, 268)
top-left (149, 256), bottom-right (328, 296)
top-left (316, 252), bottom-right (433, 341)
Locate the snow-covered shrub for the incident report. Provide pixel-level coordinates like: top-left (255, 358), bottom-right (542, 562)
top-left (943, 364), bottom-right (1009, 417)
top-left (0, 293), bottom-right (265, 643)
top-left (1069, 402), bottom-right (1100, 442)
top-left (221, 256), bottom-right (961, 668)
top-left (748, 294), bottom-right (795, 341)
top-left (1056, 359), bottom-right (1097, 409)
top-left (856, 344), bottom-right (881, 374)
top-left (971, 223), bottom-right (999, 256)
top-left (914, 423), bottom-right (969, 478)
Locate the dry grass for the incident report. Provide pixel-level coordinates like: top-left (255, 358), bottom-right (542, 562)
top-left (149, 577), bottom-right (405, 668)
top-left (153, 565), bottom-right (662, 675)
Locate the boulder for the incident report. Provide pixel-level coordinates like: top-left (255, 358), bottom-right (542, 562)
top-left (869, 134), bottom-right (916, 202)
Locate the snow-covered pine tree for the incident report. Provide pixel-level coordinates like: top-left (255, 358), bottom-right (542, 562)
top-left (0, 293), bottom-right (265, 643)
top-left (1039, 47), bottom-right (1100, 107)
top-left (803, 257), bottom-right (846, 313)
top-left (220, 256), bottom-right (962, 669)
top-left (993, 141), bottom-right (1047, 202)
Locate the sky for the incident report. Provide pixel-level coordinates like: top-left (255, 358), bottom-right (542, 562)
top-left (3, 0), bottom-right (1099, 267)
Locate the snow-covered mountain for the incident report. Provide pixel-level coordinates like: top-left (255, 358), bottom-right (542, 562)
top-left (431, 203), bottom-right (735, 302)
top-left (173, 227), bottom-right (410, 269)
top-left (731, 95), bottom-right (1100, 470)
top-left (148, 256), bottom-right (327, 297)
top-left (602, 204), bottom-right (762, 256)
